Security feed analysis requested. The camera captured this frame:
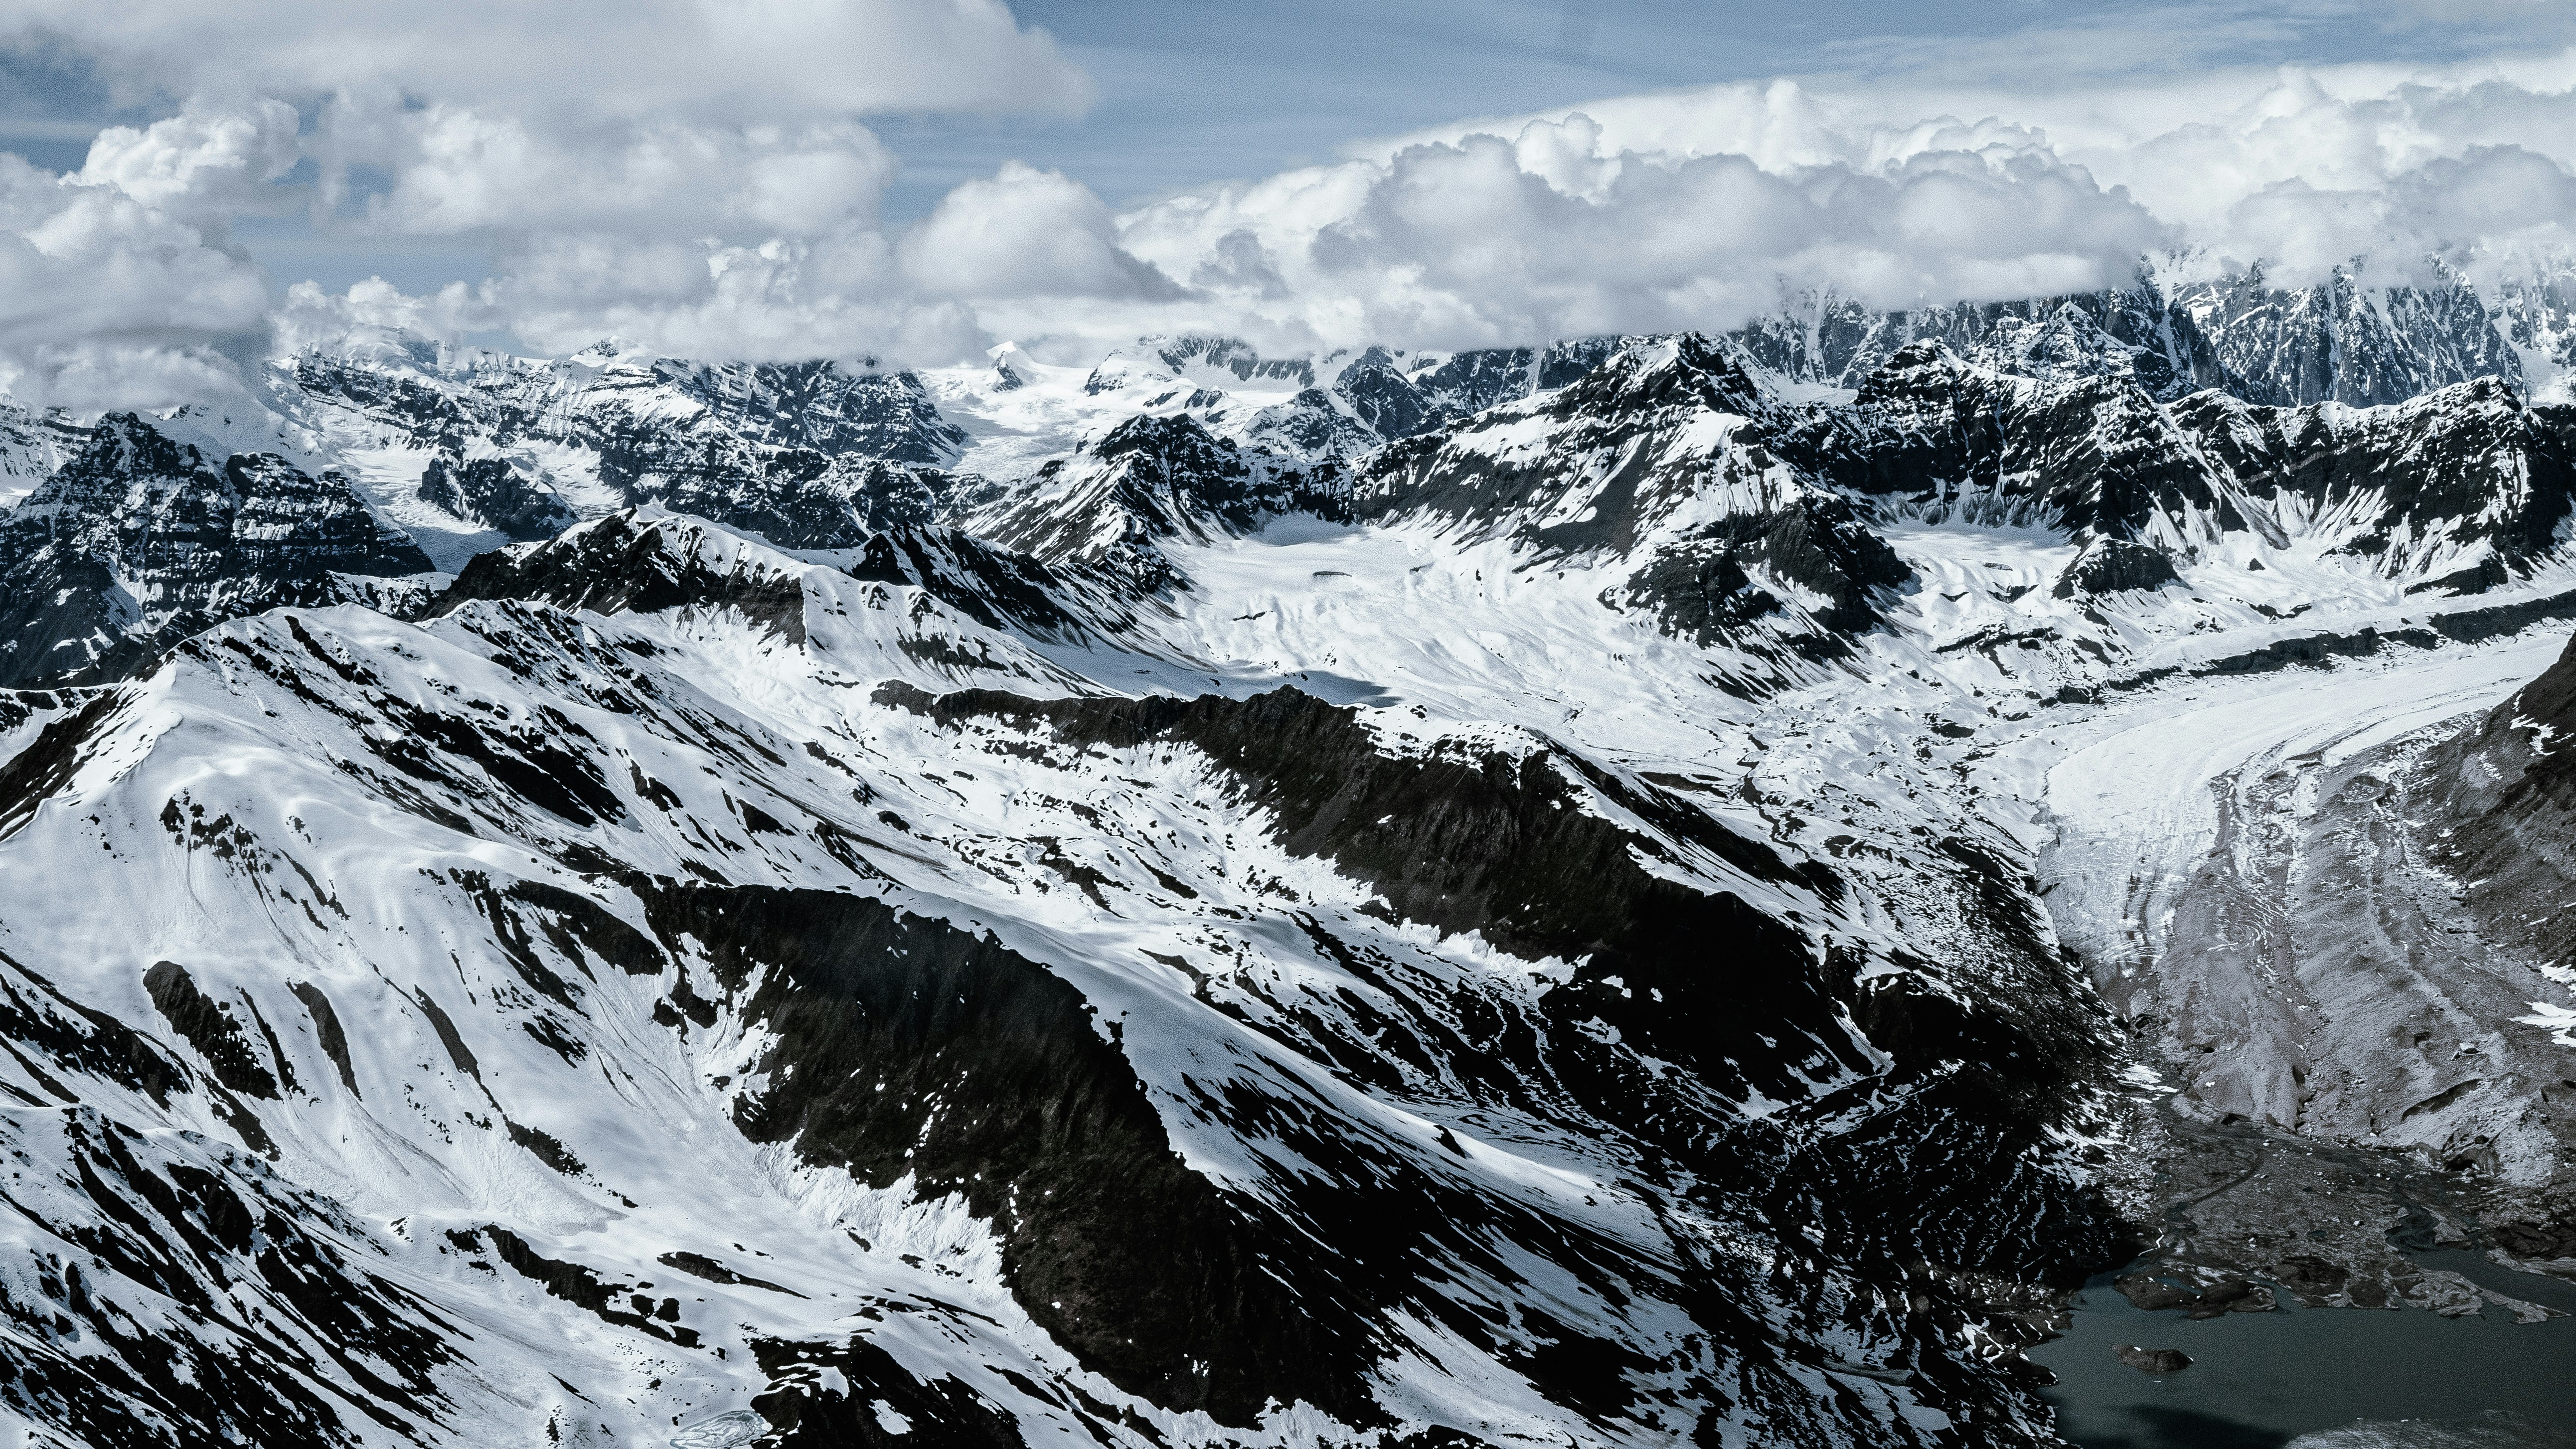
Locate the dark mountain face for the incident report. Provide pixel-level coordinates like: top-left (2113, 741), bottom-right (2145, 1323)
top-left (1733, 262), bottom-right (2564, 410)
top-left (286, 346), bottom-right (966, 546)
top-left (2172, 265), bottom-right (2532, 407)
top-left (0, 398), bottom-right (85, 497)
top-left (2177, 380), bottom-right (2576, 588)
top-left (1109, 335), bottom-right (1643, 464)
top-left (1771, 342), bottom-right (2576, 598)
top-left (0, 516), bottom-right (2135, 1445)
top-left (1778, 342), bottom-right (2236, 542)
top-left (1322, 339), bottom-right (1625, 445)
top-left (1358, 333), bottom-right (1779, 553)
top-left (646, 451), bottom-right (961, 550)
top-left (978, 413), bottom-right (1345, 589)
top-left (2422, 628), bottom-right (2576, 968)
top-left (417, 450), bottom-right (575, 541)
top-left (1734, 284), bottom-right (2261, 403)
top-left (0, 414), bottom-right (430, 687)
top-left (10, 304), bottom-right (2568, 703)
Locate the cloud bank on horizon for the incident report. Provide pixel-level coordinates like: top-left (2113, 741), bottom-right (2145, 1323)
top-left (3, 0), bottom-right (2576, 408)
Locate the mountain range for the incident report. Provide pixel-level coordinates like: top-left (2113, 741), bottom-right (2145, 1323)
top-left (1, 260), bottom-right (2574, 1449)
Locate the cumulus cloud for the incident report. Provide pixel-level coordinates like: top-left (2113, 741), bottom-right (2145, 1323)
top-left (334, 109), bottom-right (897, 237)
top-left (12, 0), bottom-right (1083, 251)
top-left (10, 1), bottom-right (2576, 391)
top-left (1105, 115), bottom-right (2174, 352)
top-left (270, 275), bottom-right (488, 358)
top-left (1432, 57), bottom-right (2576, 293)
top-left (73, 99), bottom-right (301, 232)
top-left (0, 0), bottom-right (1093, 395)
top-left (0, 0), bottom-right (1089, 121)
top-left (901, 162), bottom-right (1182, 301)
top-left (430, 55), bottom-right (2576, 364)
top-left (0, 155), bottom-right (268, 409)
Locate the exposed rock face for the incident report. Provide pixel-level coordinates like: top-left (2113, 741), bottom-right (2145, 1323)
top-left (2176, 379), bottom-right (2576, 592)
top-left (976, 414), bottom-right (1344, 589)
top-left (1804, 347), bottom-right (2240, 538)
top-left (1360, 334), bottom-right (1779, 550)
top-left (1735, 282), bottom-right (2259, 402)
top-left (2173, 264), bottom-right (2533, 407)
top-left (435, 507), bottom-right (1122, 652)
top-left (0, 414), bottom-right (431, 686)
top-left (2054, 539), bottom-right (2181, 598)
top-left (0, 484), bottom-right (2150, 1446)
top-left (5, 262), bottom-right (2576, 1447)
top-left (2424, 630), bottom-right (2576, 980)
top-left (1324, 338), bottom-right (1621, 442)
top-left (2112, 1344), bottom-right (2191, 1374)
top-left (1077, 333), bottom-right (1637, 463)
top-left (416, 449), bottom-right (573, 541)
top-left (0, 398), bottom-right (83, 501)
top-left (284, 340), bottom-right (967, 546)
top-left (1770, 340), bottom-right (2575, 594)
top-left (1349, 334), bottom-right (1924, 663)
top-left (1734, 259), bottom-right (2576, 408)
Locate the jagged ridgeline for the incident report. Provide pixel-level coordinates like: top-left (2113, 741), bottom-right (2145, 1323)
top-left (0, 259), bottom-right (2570, 1449)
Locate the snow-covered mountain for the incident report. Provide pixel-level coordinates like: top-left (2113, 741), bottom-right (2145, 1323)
top-left (1737, 260), bottom-right (2576, 409)
top-left (0, 400), bottom-right (84, 508)
top-left (0, 414), bottom-right (431, 688)
top-left (0, 504), bottom-right (2132, 1446)
top-left (280, 337), bottom-right (969, 566)
top-left (967, 414), bottom-right (1346, 591)
top-left (4, 268), bottom-right (2576, 1447)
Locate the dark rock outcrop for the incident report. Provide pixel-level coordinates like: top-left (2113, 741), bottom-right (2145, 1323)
top-left (0, 414), bottom-right (432, 687)
top-left (979, 414), bottom-right (1345, 589)
top-left (2420, 627), bottom-right (2576, 966)
top-left (2112, 1344), bottom-right (2191, 1374)
top-left (417, 449), bottom-right (574, 540)
top-left (2054, 539), bottom-right (2181, 598)
top-left (289, 345), bottom-right (968, 547)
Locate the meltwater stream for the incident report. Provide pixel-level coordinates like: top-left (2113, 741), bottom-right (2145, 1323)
top-left (2031, 1251), bottom-right (2576, 1448)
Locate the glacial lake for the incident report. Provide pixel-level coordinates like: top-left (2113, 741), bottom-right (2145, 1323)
top-left (2031, 1251), bottom-right (2576, 1448)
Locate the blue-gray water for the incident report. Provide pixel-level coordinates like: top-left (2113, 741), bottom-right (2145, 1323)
top-left (2031, 1253), bottom-right (2576, 1448)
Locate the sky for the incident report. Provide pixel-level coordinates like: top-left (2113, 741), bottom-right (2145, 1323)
top-left (1, 0), bottom-right (2575, 408)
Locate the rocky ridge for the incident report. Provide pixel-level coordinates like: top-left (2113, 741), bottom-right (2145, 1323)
top-left (0, 413), bottom-right (430, 688)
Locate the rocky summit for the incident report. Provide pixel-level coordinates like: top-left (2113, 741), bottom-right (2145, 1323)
top-left (2, 262), bottom-right (2576, 1449)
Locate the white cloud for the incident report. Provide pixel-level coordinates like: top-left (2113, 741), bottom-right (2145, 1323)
top-left (337, 109), bottom-right (896, 238)
top-left (0, 0), bottom-right (1095, 390)
top-left (496, 230), bottom-right (985, 362)
top-left (1110, 116), bottom-right (2174, 352)
top-left (414, 51), bottom-right (2576, 366)
top-left (11, 2), bottom-right (2576, 387)
top-left (73, 99), bottom-right (301, 232)
top-left (1396, 53), bottom-right (2576, 291)
top-left (0, 155), bottom-right (268, 408)
top-left (2, 0), bottom-right (1089, 121)
top-left (901, 162), bottom-right (1181, 301)
top-left (271, 276), bottom-right (488, 358)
